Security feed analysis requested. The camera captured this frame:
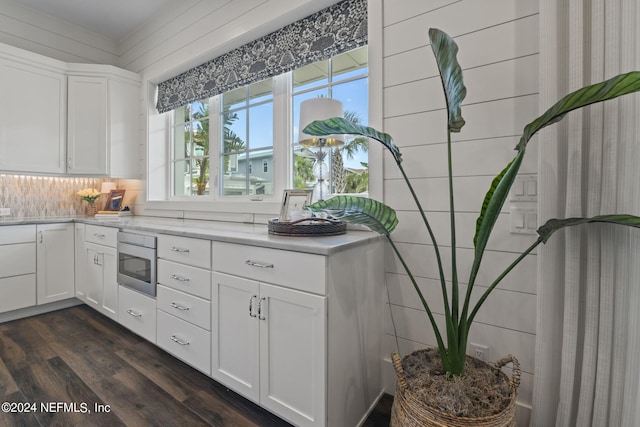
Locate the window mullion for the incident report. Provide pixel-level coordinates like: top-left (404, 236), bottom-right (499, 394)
top-left (273, 72), bottom-right (292, 194)
top-left (209, 95), bottom-right (222, 199)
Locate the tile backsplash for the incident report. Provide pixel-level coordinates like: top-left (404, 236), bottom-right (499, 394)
top-left (0, 175), bottom-right (141, 218)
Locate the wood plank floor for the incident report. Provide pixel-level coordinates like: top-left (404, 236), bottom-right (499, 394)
top-left (0, 305), bottom-right (391, 426)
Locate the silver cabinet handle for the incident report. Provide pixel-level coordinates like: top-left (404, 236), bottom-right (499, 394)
top-left (245, 260), bottom-right (274, 269)
top-left (170, 335), bottom-right (190, 345)
top-left (258, 297), bottom-right (266, 320)
top-left (171, 247), bottom-right (190, 253)
top-left (127, 309), bottom-right (142, 318)
top-left (67, 156), bottom-right (72, 168)
top-left (39, 231), bottom-right (43, 243)
top-left (93, 233), bottom-right (106, 238)
top-left (170, 302), bottom-right (190, 311)
top-left (249, 295), bottom-right (257, 318)
top-left (170, 274), bottom-right (190, 282)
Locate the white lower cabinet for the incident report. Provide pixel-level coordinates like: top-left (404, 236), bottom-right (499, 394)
top-left (74, 223), bottom-right (87, 302)
top-left (36, 223), bottom-right (75, 304)
top-left (211, 271), bottom-right (326, 427)
top-left (85, 242), bottom-right (118, 320)
top-left (118, 285), bottom-right (156, 343)
top-left (156, 234), bottom-right (212, 375)
top-left (211, 239), bottom-right (384, 427)
top-left (0, 225), bottom-right (36, 313)
top-left (84, 225), bottom-right (119, 320)
top-left (157, 310), bottom-right (211, 374)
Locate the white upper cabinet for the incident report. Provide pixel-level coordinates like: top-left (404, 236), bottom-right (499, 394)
top-left (0, 42), bottom-right (141, 177)
top-left (0, 54), bottom-right (66, 174)
top-left (67, 66), bottom-right (141, 178)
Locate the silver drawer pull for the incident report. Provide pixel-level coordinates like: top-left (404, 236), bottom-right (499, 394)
top-left (249, 295), bottom-right (257, 318)
top-left (93, 233), bottom-right (106, 238)
top-left (127, 309), bottom-right (142, 318)
top-left (170, 335), bottom-right (190, 346)
top-left (245, 260), bottom-right (274, 269)
top-left (170, 302), bottom-right (190, 311)
top-left (171, 246), bottom-right (190, 253)
top-left (258, 297), bottom-right (266, 320)
top-left (170, 274), bottom-right (190, 282)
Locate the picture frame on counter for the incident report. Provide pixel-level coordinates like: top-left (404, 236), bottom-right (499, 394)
top-left (103, 189), bottom-right (126, 211)
top-left (278, 189), bottom-right (312, 222)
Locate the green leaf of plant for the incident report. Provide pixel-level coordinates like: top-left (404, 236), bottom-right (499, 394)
top-left (303, 117), bottom-right (402, 165)
top-left (537, 214), bottom-right (640, 243)
top-left (305, 196), bottom-right (399, 235)
top-left (517, 71), bottom-right (640, 150)
top-left (428, 28), bottom-right (467, 132)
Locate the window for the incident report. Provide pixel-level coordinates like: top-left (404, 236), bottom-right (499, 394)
top-left (169, 47), bottom-right (367, 200)
top-left (293, 46), bottom-right (369, 194)
top-left (221, 78), bottom-right (274, 196)
top-left (172, 100), bottom-right (211, 196)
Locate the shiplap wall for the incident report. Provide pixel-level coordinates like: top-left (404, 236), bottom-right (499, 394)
top-left (382, 0), bottom-right (539, 423)
top-left (0, 0), bottom-right (118, 64)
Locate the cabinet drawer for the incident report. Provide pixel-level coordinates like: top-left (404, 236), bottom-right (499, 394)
top-left (157, 259), bottom-right (211, 300)
top-left (212, 242), bottom-right (326, 295)
top-left (0, 225), bottom-right (35, 245)
top-left (0, 274), bottom-right (36, 313)
top-left (118, 285), bottom-right (157, 343)
top-left (0, 243), bottom-right (35, 277)
top-left (85, 225), bottom-right (118, 247)
top-left (158, 235), bottom-right (211, 269)
top-left (156, 310), bottom-right (211, 375)
top-left (157, 285), bottom-right (211, 330)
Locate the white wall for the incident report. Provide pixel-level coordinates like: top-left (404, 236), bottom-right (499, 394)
top-left (381, 1), bottom-right (539, 424)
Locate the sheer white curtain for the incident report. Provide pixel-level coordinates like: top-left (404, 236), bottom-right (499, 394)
top-left (531, 0), bottom-right (640, 426)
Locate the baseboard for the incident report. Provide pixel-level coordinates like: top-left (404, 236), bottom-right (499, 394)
top-left (0, 298), bottom-right (82, 323)
top-left (356, 390), bottom-right (386, 427)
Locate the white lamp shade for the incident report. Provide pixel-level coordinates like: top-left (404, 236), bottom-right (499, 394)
top-left (100, 182), bottom-right (116, 194)
top-left (297, 97), bottom-right (344, 147)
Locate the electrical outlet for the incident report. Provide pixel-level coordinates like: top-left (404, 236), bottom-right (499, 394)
top-left (470, 343), bottom-right (489, 362)
top-left (242, 213), bottom-right (254, 223)
top-left (0, 208), bottom-right (10, 216)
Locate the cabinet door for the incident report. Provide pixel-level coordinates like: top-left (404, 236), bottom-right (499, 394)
top-left (74, 223), bottom-right (87, 301)
top-left (36, 223), bottom-right (74, 305)
top-left (0, 59), bottom-right (66, 174)
top-left (211, 272), bottom-right (260, 402)
top-left (85, 243), bottom-right (102, 310)
top-left (101, 245), bottom-right (118, 320)
top-left (259, 283), bottom-right (326, 427)
top-left (67, 76), bottom-right (108, 175)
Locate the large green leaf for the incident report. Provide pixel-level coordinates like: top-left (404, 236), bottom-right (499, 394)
top-left (517, 71), bottom-right (640, 150)
top-left (302, 117), bottom-right (402, 165)
top-left (305, 196), bottom-right (398, 236)
top-left (538, 214), bottom-right (640, 243)
top-left (428, 28), bottom-right (466, 132)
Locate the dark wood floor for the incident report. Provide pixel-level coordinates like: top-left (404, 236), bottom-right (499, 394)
top-left (0, 305), bottom-right (391, 426)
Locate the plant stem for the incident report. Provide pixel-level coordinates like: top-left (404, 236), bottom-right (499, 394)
top-left (396, 164), bottom-right (452, 319)
top-left (446, 128), bottom-right (460, 354)
top-left (386, 236), bottom-right (449, 369)
top-left (467, 238), bottom-right (543, 326)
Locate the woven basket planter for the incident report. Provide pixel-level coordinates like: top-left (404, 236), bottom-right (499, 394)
top-left (390, 350), bottom-right (520, 427)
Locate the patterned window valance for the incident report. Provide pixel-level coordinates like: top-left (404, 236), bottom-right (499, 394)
top-left (156, 0), bottom-right (367, 113)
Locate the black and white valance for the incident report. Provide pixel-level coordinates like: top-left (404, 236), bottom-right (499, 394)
top-left (156, 0), bottom-right (367, 113)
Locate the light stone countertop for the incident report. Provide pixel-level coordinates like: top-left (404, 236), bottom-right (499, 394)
top-left (0, 215), bottom-right (382, 256)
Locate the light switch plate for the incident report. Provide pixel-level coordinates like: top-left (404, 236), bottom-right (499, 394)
top-left (510, 206), bottom-right (537, 234)
top-left (511, 175), bottom-right (537, 202)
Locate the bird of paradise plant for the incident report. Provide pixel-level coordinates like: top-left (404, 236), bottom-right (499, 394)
top-left (304, 28), bottom-right (640, 377)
